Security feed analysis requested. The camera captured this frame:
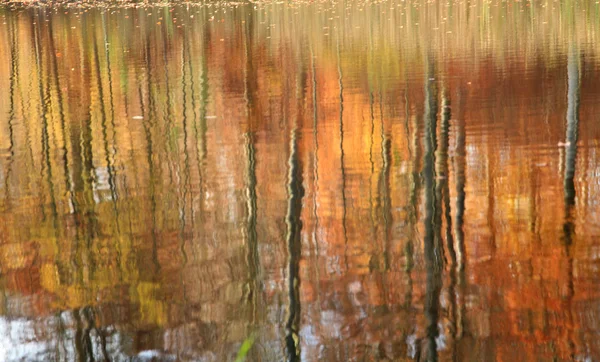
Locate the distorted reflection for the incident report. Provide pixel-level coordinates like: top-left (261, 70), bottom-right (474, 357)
top-left (1, 1), bottom-right (600, 361)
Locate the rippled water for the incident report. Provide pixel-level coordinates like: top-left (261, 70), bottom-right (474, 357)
top-left (1, 1), bottom-right (600, 361)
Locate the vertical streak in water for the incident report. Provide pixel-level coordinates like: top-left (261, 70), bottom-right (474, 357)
top-left (141, 36), bottom-right (161, 274)
top-left (486, 116), bottom-right (496, 255)
top-left (33, 11), bottom-right (59, 230)
top-left (405, 89), bottom-right (417, 311)
top-left (68, 10), bottom-right (88, 292)
top-left (4, 14), bottom-right (18, 205)
top-left (74, 307), bottom-right (94, 362)
top-left (309, 47), bottom-right (323, 313)
top-left (439, 86), bottom-right (458, 358)
top-left (46, 16), bottom-right (76, 218)
top-left (452, 88), bottom-right (467, 341)
top-left (243, 127), bottom-right (259, 314)
top-left (21, 32), bottom-right (37, 183)
top-left (419, 56), bottom-right (442, 362)
top-left (368, 92), bottom-right (377, 255)
top-left (285, 124), bottom-right (304, 362)
top-left (81, 25), bottom-right (100, 268)
top-left (197, 33), bottom-right (209, 164)
top-left (161, 21), bottom-right (177, 186)
top-left (179, 33), bottom-right (191, 306)
top-left (92, 22), bottom-right (120, 258)
top-left (186, 16), bottom-right (208, 226)
top-left (336, 36), bottom-right (348, 271)
top-left (242, 13), bottom-right (261, 329)
top-left (439, 88), bottom-right (455, 266)
top-left (563, 46), bottom-right (580, 360)
top-left (379, 94), bottom-right (392, 273)
top-left (100, 13), bottom-right (121, 231)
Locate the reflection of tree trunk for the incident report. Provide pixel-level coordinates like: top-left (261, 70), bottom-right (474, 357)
top-left (100, 13), bottom-right (120, 231)
top-left (368, 92), bottom-right (378, 269)
top-left (4, 15), bottom-right (18, 205)
top-left (74, 308), bottom-right (91, 362)
top-left (161, 23), bottom-right (177, 187)
top-left (46, 16), bottom-right (76, 221)
top-left (33, 13), bottom-right (58, 227)
top-left (439, 88), bottom-right (459, 356)
top-left (141, 37), bottom-right (160, 274)
top-left (179, 35), bottom-right (192, 307)
top-left (92, 26), bottom-right (123, 294)
top-left (336, 38), bottom-right (348, 270)
top-left (418, 58), bottom-right (442, 362)
top-left (486, 111), bottom-right (496, 256)
top-left (439, 89), bottom-right (455, 266)
top-left (310, 47), bottom-right (323, 320)
top-left (186, 18), bottom-right (208, 224)
top-left (242, 14), bottom-right (262, 334)
top-left (197, 41), bottom-right (209, 163)
top-left (452, 88), bottom-right (467, 341)
top-left (563, 47), bottom-right (579, 360)
top-left (380, 96), bottom-right (392, 273)
top-left (73, 306), bottom-right (109, 362)
top-left (78, 32), bottom-right (102, 283)
top-left (405, 88), bottom-right (418, 310)
top-left (244, 129), bottom-right (260, 310)
top-left (285, 126), bottom-right (305, 362)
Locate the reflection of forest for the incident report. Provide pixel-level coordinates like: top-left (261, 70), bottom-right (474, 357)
top-left (0, 3), bottom-right (600, 361)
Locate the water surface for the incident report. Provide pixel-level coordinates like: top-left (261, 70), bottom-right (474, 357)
top-left (1, 1), bottom-right (600, 361)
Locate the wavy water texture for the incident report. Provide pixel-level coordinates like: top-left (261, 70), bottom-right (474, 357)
top-left (0, 2), bottom-right (600, 361)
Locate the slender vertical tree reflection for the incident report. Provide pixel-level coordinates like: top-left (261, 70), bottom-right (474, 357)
top-left (81, 27), bottom-right (100, 267)
top-left (140, 35), bottom-right (161, 274)
top-left (46, 15), bottom-right (76, 220)
top-left (309, 47), bottom-right (323, 321)
top-left (33, 10), bottom-right (58, 228)
top-left (452, 87), bottom-right (467, 342)
top-left (337, 37), bottom-right (348, 270)
top-left (285, 55), bottom-right (306, 361)
top-left (179, 30), bottom-right (192, 308)
top-left (93, 21), bottom-right (123, 304)
top-left (74, 308), bottom-right (93, 362)
top-left (368, 92), bottom-right (378, 270)
top-left (379, 95), bottom-right (392, 272)
top-left (99, 12), bottom-right (121, 231)
top-left (563, 45), bottom-right (580, 360)
top-left (242, 12), bottom-right (261, 332)
top-left (418, 56), bottom-right (442, 362)
top-left (405, 87), bottom-right (418, 311)
top-left (161, 18), bottom-right (177, 188)
top-left (438, 89), bottom-right (455, 264)
top-left (4, 13), bottom-right (18, 206)
top-left (285, 99), bottom-right (305, 362)
top-left (187, 16), bottom-right (209, 225)
top-left (439, 86), bottom-right (459, 357)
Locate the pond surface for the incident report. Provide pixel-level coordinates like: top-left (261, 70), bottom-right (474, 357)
top-left (1, 1), bottom-right (600, 361)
